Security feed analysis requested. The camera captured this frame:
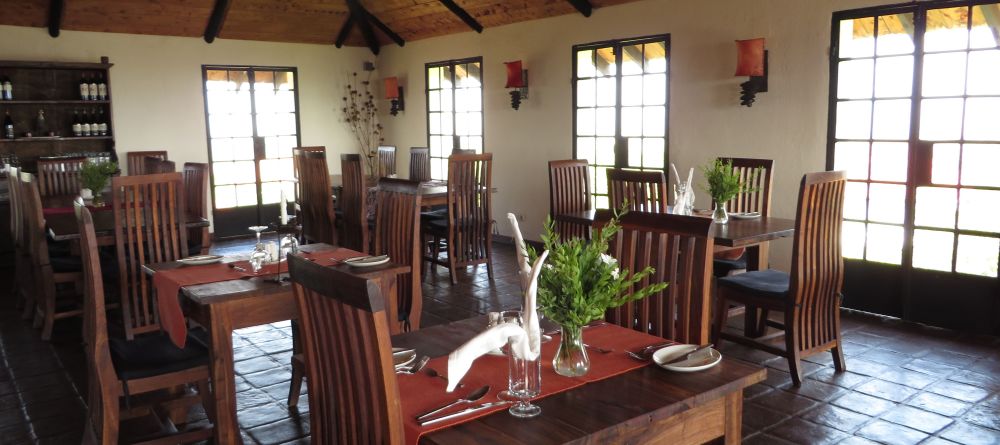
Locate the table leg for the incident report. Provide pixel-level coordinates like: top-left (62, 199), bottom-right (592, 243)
top-left (207, 303), bottom-right (242, 445)
top-left (724, 391), bottom-right (743, 445)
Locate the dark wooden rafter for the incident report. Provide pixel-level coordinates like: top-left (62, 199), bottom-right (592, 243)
top-left (204, 0), bottom-right (232, 43)
top-left (346, 0), bottom-right (380, 55)
top-left (368, 10), bottom-right (405, 47)
top-left (335, 15), bottom-right (355, 48)
top-left (566, 0), bottom-right (593, 17)
top-left (48, 0), bottom-right (65, 38)
top-left (439, 0), bottom-right (483, 33)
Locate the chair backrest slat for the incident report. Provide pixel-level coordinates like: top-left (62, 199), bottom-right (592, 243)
top-left (297, 149), bottom-right (337, 245)
top-left (447, 153), bottom-right (493, 264)
top-left (183, 163), bottom-right (209, 220)
top-left (126, 150), bottom-right (168, 176)
top-left (548, 159), bottom-right (591, 240)
top-left (340, 154), bottom-right (369, 253)
top-left (37, 156), bottom-right (87, 197)
top-left (607, 169), bottom-right (668, 213)
top-left (288, 255), bottom-right (404, 445)
top-left (377, 146), bottom-right (397, 178)
top-left (373, 178), bottom-right (422, 332)
top-left (144, 157), bottom-right (176, 175)
top-left (717, 157), bottom-right (774, 216)
top-left (292, 146), bottom-right (326, 202)
top-left (595, 210), bottom-right (714, 345)
top-left (20, 174), bottom-right (53, 267)
top-left (7, 167), bottom-right (21, 248)
top-left (408, 147), bottom-right (430, 182)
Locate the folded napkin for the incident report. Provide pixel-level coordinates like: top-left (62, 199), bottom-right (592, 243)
top-left (446, 322), bottom-right (531, 393)
top-left (506, 213), bottom-right (531, 292)
top-left (522, 251), bottom-right (548, 360)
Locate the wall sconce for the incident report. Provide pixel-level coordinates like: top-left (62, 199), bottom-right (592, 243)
top-left (504, 60), bottom-right (528, 110)
top-left (384, 76), bottom-right (404, 116)
top-left (735, 38), bottom-right (768, 107)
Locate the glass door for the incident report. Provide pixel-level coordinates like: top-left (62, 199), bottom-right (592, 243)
top-left (426, 57), bottom-right (483, 180)
top-left (573, 35), bottom-right (669, 209)
top-left (203, 66), bottom-right (300, 238)
top-left (829, 2), bottom-right (1000, 334)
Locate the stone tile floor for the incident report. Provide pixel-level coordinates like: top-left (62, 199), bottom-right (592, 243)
top-left (0, 240), bottom-right (998, 444)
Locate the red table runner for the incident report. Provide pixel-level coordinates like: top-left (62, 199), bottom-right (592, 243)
top-left (42, 202), bottom-right (111, 216)
top-left (152, 249), bottom-right (365, 348)
top-left (399, 324), bottom-right (672, 445)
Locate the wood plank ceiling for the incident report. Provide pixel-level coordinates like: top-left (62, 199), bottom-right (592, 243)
top-left (2, 0), bottom-right (646, 53)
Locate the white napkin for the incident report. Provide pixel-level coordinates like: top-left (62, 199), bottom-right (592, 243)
top-left (506, 213), bottom-right (531, 292)
top-left (446, 322), bottom-right (530, 392)
top-left (522, 251), bottom-right (548, 360)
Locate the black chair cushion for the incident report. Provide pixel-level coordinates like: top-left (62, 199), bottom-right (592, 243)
top-left (109, 330), bottom-right (209, 381)
top-left (50, 253), bottom-right (83, 273)
top-left (717, 269), bottom-right (790, 300)
top-left (420, 208), bottom-right (448, 223)
top-left (428, 218), bottom-right (448, 231)
top-left (713, 255), bottom-right (747, 277)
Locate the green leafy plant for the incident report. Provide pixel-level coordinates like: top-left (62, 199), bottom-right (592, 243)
top-left (80, 160), bottom-right (118, 192)
top-left (528, 208), bottom-right (668, 332)
top-left (701, 159), bottom-right (759, 204)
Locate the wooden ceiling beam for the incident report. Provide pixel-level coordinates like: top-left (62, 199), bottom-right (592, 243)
top-left (47, 0), bottom-right (64, 38)
top-left (566, 0), bottom-right (592, 17)
top-left (346, 0), bottom-right (379, 55)
top-left (204, 0), bottom-right (232, 43)
top-left (367, 11), bottom-right (405, 47)
top-left (334, 15), bottom-right (354, 48)
top-left (438, 0), bottom-right (483, 33)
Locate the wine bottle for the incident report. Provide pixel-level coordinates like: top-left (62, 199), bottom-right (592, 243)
top-left (97, 108), bottom-right (107, 136)
top-left (80, 74), bottom-right (90, 100)
top-left (72, 109), bottom-right (82, 137)
top-left (97, 74), bottom-right (107, 101)
top-left (90, 108), bottom-right (99, 136)
top-left (3, 111), bottom-right (14, 139)
top-left (2, 77), bottom-right (12, 100)
top-left (81, 110), bottom-right (91, 136)
top-left (88, 75), bottom-right (98, 101)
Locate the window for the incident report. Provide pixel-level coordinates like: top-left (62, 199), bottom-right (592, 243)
top-left (573, 35), bottom-right (670, 209)
top-left (426, 57), bottom-right (484, 180)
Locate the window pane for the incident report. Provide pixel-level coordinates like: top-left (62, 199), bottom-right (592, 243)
top-left (259, 158), bottom-right (291, 183)
top-left (596, 77), bottom-right (616, 106)
top-left (642, 106), bottom-right (665, 137)
top-left (428, 112), bottom-right (441, 134)
top-left (428, 67), bottom-right (440, 89)
top-left (232, 160), bottom-right (257, 184)
top-left (214, 185), bottom-right (236, 209)
top-left (919, 98), bottom-right (964, 141)
top-left (595, 107), bottom-right (615, 136)
top-left (428, 90), bottom-right (441, 111)
top-left (235, 183), bottom-right (258, 207)
top-left (577, 50), bottom-right (596, 78)
top-left (596, 47), bottom-right (616, 76)
top-left (838, 59), bottom-right (874, 99)
top-left (925, 7), bottom-right (970, 52)
top-left (836, 100), bottom-right (873, 139)
top-left (835, 142), bottom-right (871, 180)
top-left (211, 138), bottom-right (234, 162)
top-left (440, 111), bottom-right (453, 135)
top-left (644, 41), bottom-right (667, 73)
top-left (576, 137), bottom-right (595, 164)
top-left (213, 162), bottom-right (235, 185)
top-left (577, 79), bottom-right (596, 107)
top-left (964, 98), bottom-right (1000, 140)
top-left (870, 142), bottom-right (908, 182)
top-left (932, 143), bottom-right (960, 185)
top-left (961, 144), bottom-right (1000, 187)
top-left (874, 56), bottom-right (913, 97)
top-left (621, 76), bottom-right (642, 106)
top-left (440, 89), bottom-right (453, 112)
top-left (876, 13), bottom-right (915, 56)
top-left (843, 220), bottom-right (867, 259)
top-left (441, 66), bottom-right (453, 88)
top-left (871, 99), bottom-right (911, 140)
top-left (621, 107), bottom-right (641, 137)
top-left (844, 182), bottom-right (868, 220)
top-left (971, 4), bottom-right (1000, 49)
top-left (922, 52), bottom-right (967, 97)
top-left (643, 74), bottom-right (666, 105)
top-left (868, 183), bottom-right (905, 224)
top-left (643, 138), bottom-right (665, 169)
top-left (621, 44), bottom-right (643, 75)
top-left (955, 235), bottom-right (999, 277)
top-left (467, 112), bottom-right (482, 136)
top-left (912, 229), bottom-right (954, 272)
top-left (958, 189), bottom-right (1000, 232)
top-left (596, 166), bottom-right (610, 194)
top-left (577, 108), bottom-right (595, 136)
top-left (232, 137), bottom-right (253, 160)
top-left (275, 71), bottom-right (294, 91)
top-left (627, 138), bottom-right (641, 167)
top-left (261, 182), bottom-right (284, 205)
top-left (915, 186), bottom-right (957, 229)
top-left (966, 50), bottom-right (1000, 95)
top-left (596, 138), bottom-right (615, 167)
top-left (839, 17), bottom-right (876, 58)
top-left (866, 223), bottom-right (903, 264)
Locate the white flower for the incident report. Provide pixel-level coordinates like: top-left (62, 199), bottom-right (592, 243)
top-left (600, 253), bottom-right (617, 266)
top-left (611, 268), bottom-right (620, 279)
top-left (544, 264), bottom-right (553, 270)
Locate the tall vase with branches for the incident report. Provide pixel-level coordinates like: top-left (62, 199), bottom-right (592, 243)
top-left (341, 72), bottom-right (384, 177)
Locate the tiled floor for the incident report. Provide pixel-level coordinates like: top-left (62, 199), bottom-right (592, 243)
top-left (1, 240), bottom-right (998, 444)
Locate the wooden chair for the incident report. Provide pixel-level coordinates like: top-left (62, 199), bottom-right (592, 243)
top-left (21, 173), bottom-right (84, 340)
top-left (374, 178), bottom-right (423, 332)
top-left (549, 160), bottom-right (591, 241)
top-left (292, 146), bottom-right (326, 202)
top-left (36, 156), bottom-right (87, 197)
top-left (409, 147), bottom-right (431, 182)
top-left (183, 163), bottom-right (211, 255)
top-left (340, 154), bottom-right (369, 253)
top-left (607, 168), bottom-right (668, 213)
top-left (377, 145), bottom-right (397, 178)
top-left (424, 153), bottom-right (494, 284)
top-left (77, 205), bottom-right (214, 445)
top-left (7, 167), bottom-right (31, 317)
top-left (595, 210), bottom-right (714, 344)
top-left (126, 151), bottom-right (168, 176)
top-left (144, 157), bottom-right (176, 174)
top-left (296, 150), bottom-right (337, 245)
top-left (111, 173), bottom-right (189, 340)
top-left (713, 158), bottom-right (775, 277)
top-left (287, 254), bottom-right (404, 445)
top-left (712, 171), bottom-right (848, 386)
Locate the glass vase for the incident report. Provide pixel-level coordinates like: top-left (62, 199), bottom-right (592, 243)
top-left (553, 324), bottom-right (589, 377)
top-left (713, 202), bottom-right (729, 224)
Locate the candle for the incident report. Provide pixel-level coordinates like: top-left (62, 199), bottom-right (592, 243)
top-left (279, 190), bottom-right (288, 225)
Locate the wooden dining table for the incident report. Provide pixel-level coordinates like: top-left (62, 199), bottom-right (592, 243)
top-left (142, 243), bottom-right (410, 445)
top-left (42, 194), bottom-right (210, 243)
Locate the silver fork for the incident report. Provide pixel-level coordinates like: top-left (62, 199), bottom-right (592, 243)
top-left (584, 343), bottom-right (613, 354)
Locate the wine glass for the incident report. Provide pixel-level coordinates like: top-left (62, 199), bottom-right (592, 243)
top-left (249, 225), bottom-right (269, 249)
top-left (248, 226), bottom-right (271, 273)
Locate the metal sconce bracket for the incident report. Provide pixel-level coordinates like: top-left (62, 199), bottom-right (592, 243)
top-left (509, 69), bottom-right (528, 110)
top-left (740, 50), bottom-right (768, 107)
top-left (390, 86), bottom-right (405, 116)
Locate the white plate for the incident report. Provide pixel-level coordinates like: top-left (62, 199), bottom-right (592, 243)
top-left (177, 255), bottom-right (224, 266)
top-left (393, 349), bottom-right (417, 368)
top-left (344, 255), bottom-right (390, 268)
top-left (730, 212), bottom-right (761, 220)
top-left (652, 344), bottom-right (722, 372)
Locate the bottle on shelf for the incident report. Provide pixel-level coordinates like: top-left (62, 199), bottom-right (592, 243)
top-left (35, 109), bottom-right (46, 135)
top-left (97, 108), bottom-right (108, 136)
top-left (80, 74), bottom-right (90, 100)
top-left (72, 109), bottom-right (82, 137)
top-left (88, 75), bottom-right (98, 101)
top-left (97, 73), bottom-right (107, 101)
top-left (3, 111), bottom-right (14, 139)
top-left (81, 109), bottom-right (91, 137)
top-left (2, 77), bottom-right (12, 100)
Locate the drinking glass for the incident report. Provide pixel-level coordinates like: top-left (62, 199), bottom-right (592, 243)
top-left (248, 226), bottom-right (271, 273)
top-left (507, 314), bottom-right (542, 418)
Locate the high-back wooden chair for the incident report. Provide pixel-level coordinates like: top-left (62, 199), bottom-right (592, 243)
top-left (77, 204), bottom-right (214, 445)
top-left (340, 154), bottom-right (369, 253)
top-left (7, 167), bottom-right (30, 315)
top-left (144, 157), bottom-right (176, 174)
top-left (21, 174), bottom-right (84, 340)
top-left (183, 163), bottom-right (211, 255)
top-left (126, 151), bottom-right (167, 176)
top-left (297, 150), bottom-right (337, 245)
top-left (713, 171), bottom-right (848, 386)
top-left (288, 254), bottom-right (404, 445)
top-left (111, 173), bottom-right (189, 340)
top-left (712, 157), bottom-right (775, 277)
top-left (374, 178), bottom-right (423, 332)
top-left (607, 169), bottom-right (668, 213)
top-left (424, 153), bottom-right (493, 284)
top-left (549, 160), bottom-right (591, 241)
top-left (377, 145), bottom-right (397, 178)
top-left (595, 210), bottom-right (714, 344)
top-left (36, 156), bottom-right (87, 197)
top-left (292, 146), bottom-right (326, 202)
top-left (408, 147), bottom-right (430, 182)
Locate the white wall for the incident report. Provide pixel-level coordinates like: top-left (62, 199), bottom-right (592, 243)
top-left (376, 0), bottom-right (894, 271)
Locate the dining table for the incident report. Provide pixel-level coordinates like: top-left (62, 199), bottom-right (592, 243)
top-left (42, 194), bottom-right (210, 244)
top-left (142, 243), bottom-right (410, 445)
top-left (329, 174), bottom-right (498, 207)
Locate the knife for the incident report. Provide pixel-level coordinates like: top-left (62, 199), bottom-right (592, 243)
top-left (664, 344), bottom-right (714, 365)
top-left (418, 401), bottom-right (511, 426)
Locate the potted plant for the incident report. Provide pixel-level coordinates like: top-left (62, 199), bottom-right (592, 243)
top-left (80, 159), bottom-right (118, 206)
top-left (701, 159), bottom-right (759, 224)
top-left (341, 72), bottom-right (384, 178)
top-left (529, 210), bottom-right (668, 377)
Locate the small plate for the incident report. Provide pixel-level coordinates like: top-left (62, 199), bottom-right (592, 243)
top-left (652, 344), bottom-right (722, 372)
top-left (344, 255), bottom-right (390, 268)
top-left (730, 212), bottom-right (761, 220)
top-left (177, 255), bottom-right (224, 266)
top-left (393, 349), bottom-right (417, 368)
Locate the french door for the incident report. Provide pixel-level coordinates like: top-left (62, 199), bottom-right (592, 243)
top-left (828, 1), bottom-right (1000, 334)
top-left (573, 35), bottom-right (670, 209)
top-left (426, 57), bottom-right (484, 180)
top-left (202, 66), bottom-right (300, 238)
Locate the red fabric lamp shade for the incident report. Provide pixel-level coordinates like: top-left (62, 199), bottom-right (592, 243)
top-left (735, 38), bottom-right (766, 77)
top-left (384, 77), bottom-right (400, 99)
top-left (504, 60), bottom-right (525, 88)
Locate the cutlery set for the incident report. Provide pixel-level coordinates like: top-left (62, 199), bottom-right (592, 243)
top-left (416, 385), bottom-right (507, 426)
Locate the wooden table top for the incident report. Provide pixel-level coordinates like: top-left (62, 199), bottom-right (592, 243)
top-left (392, 316), bottom-right (766, 444)
top-left (42, 194), bottom-right (210, 241)
top-left (553, 209), bottom-right (796, 248)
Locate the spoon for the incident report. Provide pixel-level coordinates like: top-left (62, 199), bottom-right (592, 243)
top-left (424, 367), bottom-right (462, 388)
top-left (415, 385), bottom-right (490, 421)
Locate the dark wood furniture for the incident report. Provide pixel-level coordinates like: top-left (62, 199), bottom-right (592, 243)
top-left (126, 151), bottom-right (167, 176)
top-left (7, 168), bottom-right (32, 316)
top-left (291, 145), bottom-right (325, 202)
top-left (36, 156), bottom-right (86, 197)
top-left (296, 149), bottom-right (337, 245)
top-left (143, 156), bottom-right (175, 174)
top-left (717, 157), bottom-right (774, 217)
top-left (77, 205), bottom-right (214, 445)
top-left (607, 168), bottom-right (668, 213)
top-left (0, 58), bottom-right (117, 173)
top-left (111, 172), bottom-right (189, 340)
top-left (339, 154), bottom-right (369, 252)
top-left (288, 254), bottom-right (404, 445)
top-left (409, 147), bottom-right (431, 182)
top-left (183, 162), bottom-right (211, 255)
top-left (142, 244), bottom-right (408, 445)
top-left (43, 194), bottom-right (209, 243)
top-left (393, 316), bottom-right (766, 445)
top-left (548, 159), bottom-right (591, 240)
top-left (373, 178), bottom-right (423, 331)
top-left (425, 153), bottom-right (494, 284)
top-left (713, 171), bottom-right (848, 386)
top-left (595, 210), bottom-right (714, 345)
top-left (378, 145), bottom-right (397, 178)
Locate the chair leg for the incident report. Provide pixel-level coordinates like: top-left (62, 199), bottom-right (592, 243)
top-left (288, 354), bottom-right (305, 407)
top-left (712, 289), bottom-right (729, 347)
top-left (754, 309), bottom-right (770, 337)
top-left (784, 311), bottom-right (803, 386)
top-left (447, 248), bottom-right (458, 285)
top-left (195, 379), bottom-right (216, 425)
top-left (41, 310), bottom-right (55, 341)
top-left (831, 340), bottom-right (847, 373)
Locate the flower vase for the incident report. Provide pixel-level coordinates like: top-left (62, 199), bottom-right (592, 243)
top-left (91, 193), bottom-right (104, 207)
top-left (553, 324), bottom-right (589, 377)
top-left (712, 202), bottom-right (729, 224)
